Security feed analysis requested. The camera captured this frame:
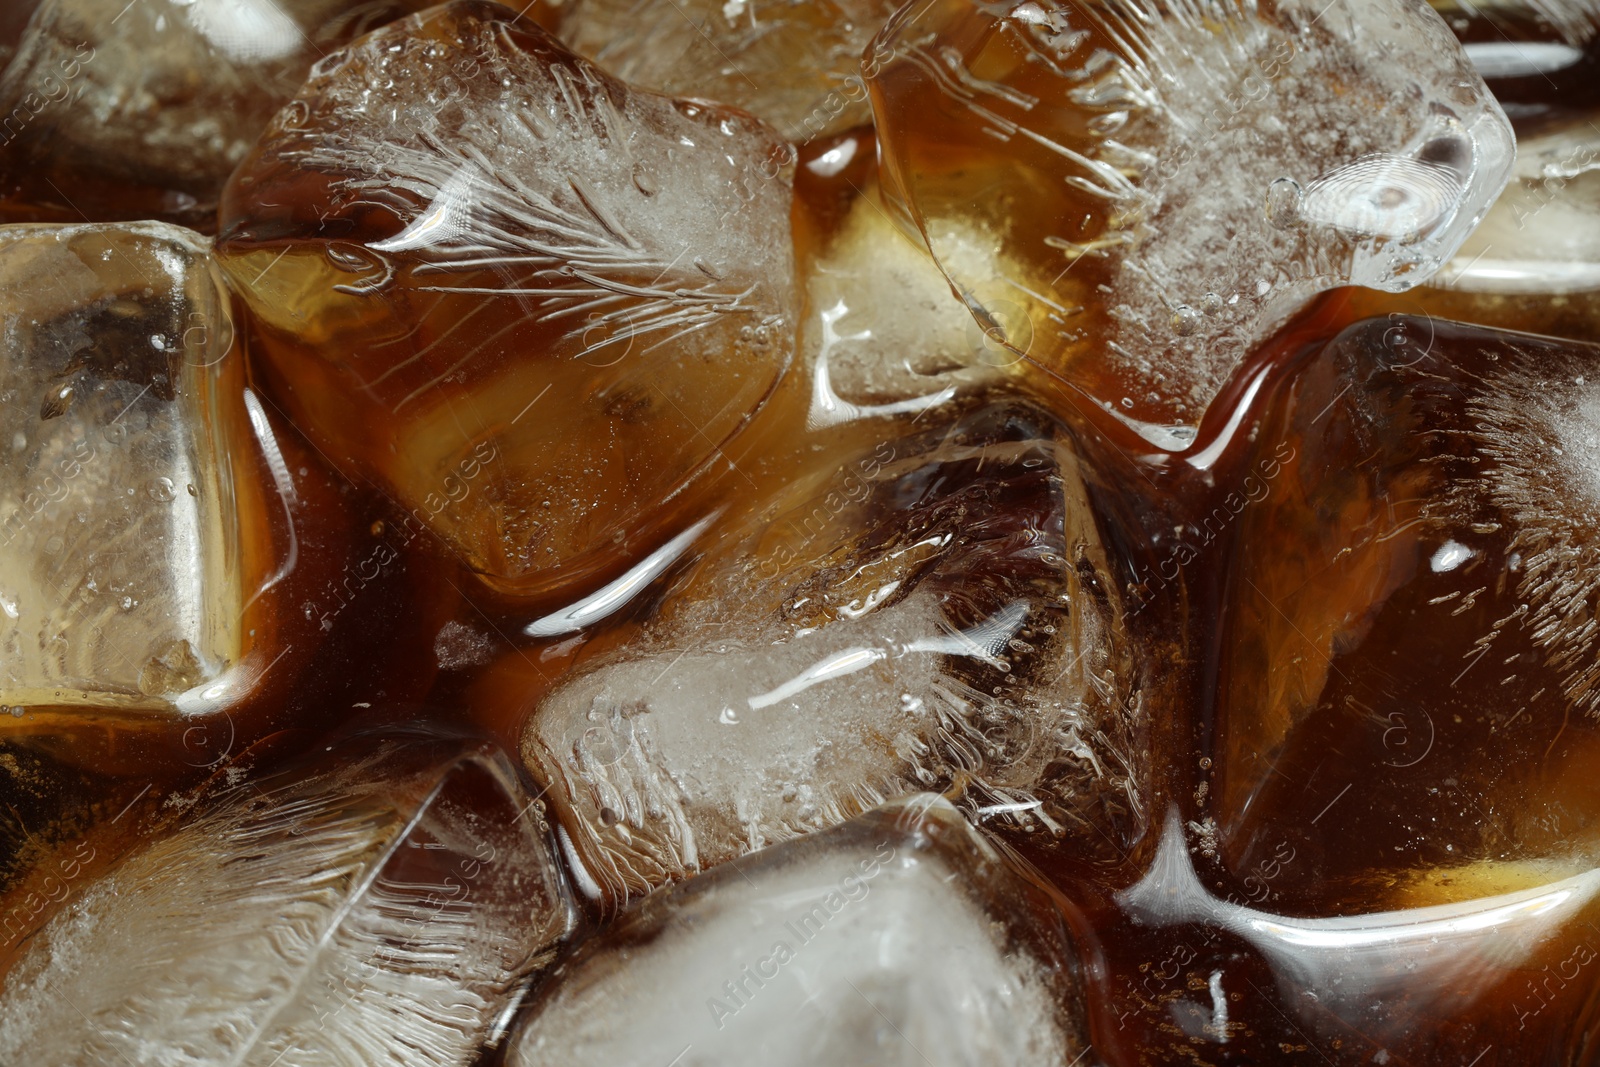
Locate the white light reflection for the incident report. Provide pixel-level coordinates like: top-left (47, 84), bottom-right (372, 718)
top-left (525, 512), bottom-right (720, 638)
top-left (370, 166), bottom-right (484, 254)
top-left (747, 646), bottom-right (887, 710)
top-left (807, 302), bottom-right (956, 430)
top-left (1120, 810), bottom-right (1600, 1009)
top-left (745, 602), bottom-right (1028, 710)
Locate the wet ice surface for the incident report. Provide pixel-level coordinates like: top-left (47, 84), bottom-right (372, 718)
top-left (0, 737), bottom-right (575, 1067)
top-left (1121, 810), bottom-right (1600, 1052)
top-left (1215, 317), bottom-right (1600, 904)
top-left (1433, 0), bottom-right (1600, 127)
top-left (0, 0), bottom-right (434, 223)
top-left (523, 401), bottom-right (1146, 904)
top-left (804, 193), bottom-right (1021, 408)
top-left (556, 0), bottom-right (899, 142)
top-left (507, 794), bottom-right (1089, 1067)
top-left (865, 0), bottom-right (1515, 429)
top-left (0, 223), bottom-right (252, 714)
top-left (1433, 117), bottom-right (1600, 294)
top-left (219, 1), bottom-right (796, 599)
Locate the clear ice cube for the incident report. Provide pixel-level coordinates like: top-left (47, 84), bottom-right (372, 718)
top-left (802, 189), bottom-right (1030, 410)
top-left (0, 736), bottom-right (576, 1067)
top-left (1214, 317), bottom-right (1600, 904)
top-left (1433, 0), bottom-right (1600, 128)
top-left (0, 222), bottom-right (291, 722)
top-left (0, 0), bottom-right (437, 225)
top-left (1433, 116), bottom-right (1600, 295)
top-left (556, 0), bottom-right (899, 143)
top-left (218, 1), bottom-right (797, 599)
top-left (864, 0), bottom-right (1516, 429)
top-left (522, 401), bottom-right (1147, 905)
top-left (506, 794), bottom-right (1090, 1067)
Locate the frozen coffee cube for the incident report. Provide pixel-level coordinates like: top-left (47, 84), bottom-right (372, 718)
top-left (219, 1), bottom-right (797, 600)
top-left (523, 401), bottom-right (1149, 905)
top-left (506, 794), bottom-right (1090, 1067)
top-left (864, 0), bottom-right (1514, 431)
top-left (0, 736), bottom-right (577, 1067)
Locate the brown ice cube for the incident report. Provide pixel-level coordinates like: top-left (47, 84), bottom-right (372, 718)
top-left (0, 221), bottom-right (340, 746)
top-left (0, 0), bottom-right (453, 227)
top-left (0, 735), bottom-right (576, 1067)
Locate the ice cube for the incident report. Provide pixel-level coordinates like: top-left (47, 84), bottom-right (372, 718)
top-left (0, 0), bottom-right (441, 227)
top-left (0, 735), bottom-right (577, 1067)
top-left (1432, 118), bottom-right (1600, 297)
top-left (1432, 0), bottom-right (1600, 128)
top-left (802, 188), bottom-right (1032, 411)
top-left (0, 222), bottom-right (308, 728)
top-left (556, 0), bottom-right (899, 143)
top-left (218, 1), bottom-right (797, 600)
top-left (1213, 317), bottom-right (1600, 905)
top-left (864, 0), bottom-right (1516, 429)
top-left (505, 794), bottom-right (1090, 1067)
top-left (1116, 809), bottom-right (1600, 1060)
top-left (522, 401), bottom-right (1148, 905)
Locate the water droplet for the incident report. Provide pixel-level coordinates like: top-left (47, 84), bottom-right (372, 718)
top-left (1265, 177), bottom-right (1303, 230)
top-left (148, 477), bottom-right (176, 503)
top-left (1201, 291), bottom-right (1224, 315)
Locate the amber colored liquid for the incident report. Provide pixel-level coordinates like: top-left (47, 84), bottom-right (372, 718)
top-left (9, 122), bottom-right (1600, 1067)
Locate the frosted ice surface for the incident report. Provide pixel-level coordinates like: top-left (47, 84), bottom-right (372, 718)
top-left (506, 794), bottom-right (1090, 1067)
top-left (523, 402), bottom-right (1146, 903)
top-left (0, 0), bottom-right (432, 217)
top-left (1433, 117), bottom-right (1600, 294)
top-left (557, 0), bottom-right (900, 142)
top-left (0, 222), bottom-right (259, 714)
top-left (803, 196), bottom-right (1032, 410)
top-left (219, 1), bottom-right (797, 597)
top-left (865, 0), bottom-right (1516, 428)
top-left (0, 738), bottom-right (576, 1067)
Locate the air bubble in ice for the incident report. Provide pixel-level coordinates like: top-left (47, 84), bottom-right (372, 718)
top-left (1265, 178), bottom-right (1304, 230)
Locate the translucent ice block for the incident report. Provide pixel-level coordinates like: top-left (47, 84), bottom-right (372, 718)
top-left (865, 0), bottom-right (1516, 429)
top-left (523, 401), bottom-right (1148, 905)
top-left (506, 794), bottom-right (1090, 1067)
top-left (219, 1), bottom-right (797, 599)
top-left (0, 0), bottom-right (446, 226)
top-left (1433, 117), bottom-right (1600, 295)
top-left (0, 736), bottom-right (577, 1067)
top-left (0, 222), bottom-right (282, 720)
top-left (557, 0), bottom-right (900, 142)
top-left (1214, 317), bottom-right (1600, 905)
